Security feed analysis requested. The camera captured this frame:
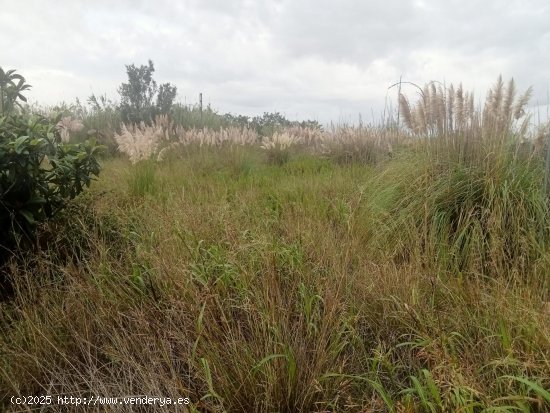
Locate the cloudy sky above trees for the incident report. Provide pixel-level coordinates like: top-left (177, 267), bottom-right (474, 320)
top-left (2, 0), bottom-right (549, 123)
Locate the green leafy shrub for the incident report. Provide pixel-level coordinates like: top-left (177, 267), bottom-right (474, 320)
top-left (0, 68), bottom-right (103, 256)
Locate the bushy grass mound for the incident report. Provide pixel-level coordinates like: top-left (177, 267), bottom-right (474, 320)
top-left (369, 143), bottom-right (550, 279)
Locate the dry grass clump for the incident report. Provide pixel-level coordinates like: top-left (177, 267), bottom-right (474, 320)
top-left (114, 114), bottom-right (403, 167)
top-left (282, 125), bottom-right (326, 147)
top-left (399, 82), bottom-right (476, 137)
top-left (398, 76), bottom-right (532, 144)
top-left (260, 131), bottom-right (299, 150)
top-left (482, 76), bottom-right (532, 138)
top-left (260, 132), bottom-right (299, 165)
top-left (114, 121), bottom-right (167, 164)
top-left (528, 121), bottom-right (550, 155)
top-left (372, 77), bottom-right (549, 278)
top-left (175, 125), bottom-right (258, 147)
top-left (396, 76), bottom-right (539, 174)
top-left (319, 125), bottom-right (399, 164)
top-left (56, 116), bottom-right (84, 143)
top-left (257, 125), bottom-right (402, 166)
top-left (114, 115), bottom-right (258, 163)
top-left (114, 114), bottom-right (406, 168)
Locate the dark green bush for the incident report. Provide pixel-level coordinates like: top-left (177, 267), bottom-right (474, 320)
top-left (0, 68), bottom-right (103, 256)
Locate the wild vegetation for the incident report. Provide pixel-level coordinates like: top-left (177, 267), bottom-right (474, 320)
top-left (0, 66), bottom-right (549, 412)
top-left (0, 69), bottom-right (102, 267)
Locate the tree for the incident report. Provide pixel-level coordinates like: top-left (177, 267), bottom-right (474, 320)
top-left (250, 112), bottom-right (323, 136)
top-left (156, 83), bottom-right (177, 115)
top-left (118, 60), bottom-right (177, 124)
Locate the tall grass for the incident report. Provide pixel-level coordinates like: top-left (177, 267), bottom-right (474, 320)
top-left (113, 116), bottom-right (402, 167)
top-left (1, 149), bottom-right (548, 412)
top-left (365, 77), bottom-right (550, 279)
top-left (1, 76), bottom-right (549, 412)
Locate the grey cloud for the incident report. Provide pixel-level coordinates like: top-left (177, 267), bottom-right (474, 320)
top-left (0, 0), bottom-right (548, 123)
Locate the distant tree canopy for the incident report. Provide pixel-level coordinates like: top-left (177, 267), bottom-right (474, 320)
top-left (118, 60), bottom-right (177, 124)
top-left (249, 112), bottom-right (322, 136)
top-left (170, 105), bottom-right (323, 135)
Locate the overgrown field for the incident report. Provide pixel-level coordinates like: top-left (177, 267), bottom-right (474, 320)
top-left (1, 75), bottom-right (550, 412)
top-left (1, 142), bottom-right (549, 412)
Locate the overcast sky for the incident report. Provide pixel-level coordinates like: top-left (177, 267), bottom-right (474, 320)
top-left (1, 0), bottom-right (549, 124)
